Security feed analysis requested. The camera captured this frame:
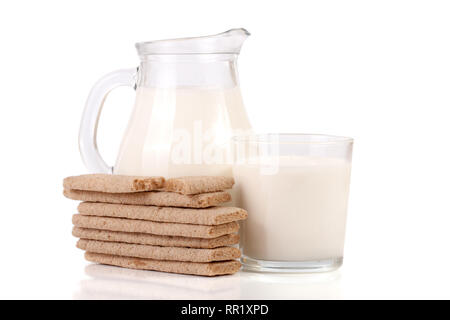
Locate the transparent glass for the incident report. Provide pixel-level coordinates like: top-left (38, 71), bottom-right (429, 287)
top-left (79, 29), bottom-right (251, 176)
top-left (232, 134), bottom-right (353, 273)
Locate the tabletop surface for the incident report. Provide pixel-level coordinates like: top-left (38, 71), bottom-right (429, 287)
top-left (2, 249), bottom-right (450, 299)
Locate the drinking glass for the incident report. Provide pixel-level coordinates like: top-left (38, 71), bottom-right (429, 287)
top-left (232, 134), bottom-right (353, 272)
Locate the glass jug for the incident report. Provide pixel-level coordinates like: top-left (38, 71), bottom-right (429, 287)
top-left (79, 29), bottom-right (252, 177)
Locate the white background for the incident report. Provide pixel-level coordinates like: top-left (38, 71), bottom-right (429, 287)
top-left (0, 0), bottom-right (449, 299)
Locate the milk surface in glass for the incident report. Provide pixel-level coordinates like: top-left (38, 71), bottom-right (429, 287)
top-left (234, 156), bottom-right (351, 261)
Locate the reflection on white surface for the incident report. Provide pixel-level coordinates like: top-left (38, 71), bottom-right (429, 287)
top-left (74, 263), bottom-right (342, 300)
top-left (75, 264), bottom-right (241, 300)
top-left (239, 270), bottom-right (342, 299)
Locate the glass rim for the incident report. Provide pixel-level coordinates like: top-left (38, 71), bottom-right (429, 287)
top-left (231, 133), bottom-right (354, 145)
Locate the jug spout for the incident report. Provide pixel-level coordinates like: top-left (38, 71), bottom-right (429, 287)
top-left (208, 28), bottom-right (250, 54)
top-left (136, 28), bottom-right (250, 56)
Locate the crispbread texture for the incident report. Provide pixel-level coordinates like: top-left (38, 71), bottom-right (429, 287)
top-left (85, 252), bottom-right (241, 276)
top-left (164, 176), bottom-right (234, 195)
top-left (77, 202), bottom-right (247, 225)
top-left (64, 189), bottom-right (231, 208)
top-left (73, 227), bottom-right (240, 249)
top-left (77, 239), bottom-right (241, 262)
top-left (72, 214), bottom-right (239, 239)
top-left (63, 174), bottom-right (164, 193)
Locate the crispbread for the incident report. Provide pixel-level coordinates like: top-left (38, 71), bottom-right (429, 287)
top-left (63, 174), bottom-right (164, 193)
top-left (77, 202), bottom-right (247, 225)
top-left (72, 214), bottom-right (239, 238)
top-left (85, 252), bottom-right (241, 276)
top-left (73, 227), bottom-right (240, 248)
top-left (77, 239), bottom-right (241, 262)
top-left (64, 189), bottom-right (231, 208)
top-left (164, 176), bottom-right (235, 195)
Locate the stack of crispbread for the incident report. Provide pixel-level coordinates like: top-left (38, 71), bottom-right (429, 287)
top-left (63, 174), bottom-right (247, 276)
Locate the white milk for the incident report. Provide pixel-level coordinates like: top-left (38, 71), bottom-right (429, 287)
top-left (234, 156), bottom-right (351, 261)
top-left (114, 86), bottom-right (251, 177)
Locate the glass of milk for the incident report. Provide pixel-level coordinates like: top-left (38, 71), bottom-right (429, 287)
top-left (232, 134), bottom-right (353, 273)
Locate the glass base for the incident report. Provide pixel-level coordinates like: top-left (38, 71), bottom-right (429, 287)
top-left (241, 255), bottom-right (343, 273)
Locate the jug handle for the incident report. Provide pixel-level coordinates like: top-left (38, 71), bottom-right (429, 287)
top-left (79, 68), bottom-right (137, 173)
